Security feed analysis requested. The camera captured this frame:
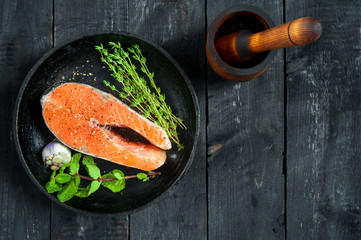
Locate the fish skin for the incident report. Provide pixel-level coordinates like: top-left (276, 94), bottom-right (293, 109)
top-left (41, 83), bottom-right (171, 171)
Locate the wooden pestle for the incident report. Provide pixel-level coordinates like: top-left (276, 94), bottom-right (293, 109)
top-left (215, 17), bottom-right (322, 65)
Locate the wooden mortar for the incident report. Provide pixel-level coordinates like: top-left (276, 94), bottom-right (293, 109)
top-left (206, 5), bottom-right (322, 82)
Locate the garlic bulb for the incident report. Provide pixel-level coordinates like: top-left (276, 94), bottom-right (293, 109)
top-left (42, 141), bottom-right (71, 170)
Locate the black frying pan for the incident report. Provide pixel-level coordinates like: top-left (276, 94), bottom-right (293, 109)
top-left (13, 33), bottom-right (199, 214)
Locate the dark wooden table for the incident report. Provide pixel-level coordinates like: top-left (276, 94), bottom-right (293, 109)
top-left (1, 0), bottom-right (360, 239)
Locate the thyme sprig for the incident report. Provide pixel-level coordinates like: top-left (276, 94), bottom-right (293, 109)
top-left (95, 42), bottom-right (185, 150)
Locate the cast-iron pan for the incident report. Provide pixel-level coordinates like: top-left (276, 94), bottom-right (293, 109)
top-left (13, 33), bottom-right (199, 214)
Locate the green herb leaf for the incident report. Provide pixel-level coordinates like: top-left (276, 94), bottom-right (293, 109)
top-left (112, 169), bottom-right (124, 180)
top-left (57, 176), bottom-right (80, 202)
top-left (88, 181), bottom-right (101, 195)
top-left (137, 173), bottom-right (149, 182)
top-left (119, 92), bottom-right (127, 99)
top-left (69, 153), bottom-right (82, 175)
top-left (101, 170), bottom-right (125, 192)
top-left (82, 155), bottom-right (101, 179)
top-left (55, 173), bottom-right (71, 184)
top-left (59, 163), bottom-right (70, 174)
top-left (50, 170), bottom-right (57, 179)
top-left (178, 144), bottom-right (185, 151)
top-left (74, 188), bottom-right (88, 198)
top-left (45, 179), bottom-right (63, 193)
top-left (103, 80), bottom-right (110, 86)
top-left (101, 179), bottom-right (125, 193)
top-left (75, 181), bottom-right (101, 198)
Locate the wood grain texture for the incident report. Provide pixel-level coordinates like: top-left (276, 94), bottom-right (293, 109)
top-left (248, 17), bottom-right (322, 53)
top-left (0, 0), bottom-right (52, 239)
top-left (54, 0), bottom-right (128, 45)
top-left (286, 0), bottom-right (361, 239)
top-left (51, 204), bottom-right (129, 240)
top-left (287, 0), bottom-right (361, 239)
top-left (207, 1), bottom-right (285, 239)
top-left (51, 1), bottom-right (129, 239)
top-left (128, 1), bottom-right (207, 239)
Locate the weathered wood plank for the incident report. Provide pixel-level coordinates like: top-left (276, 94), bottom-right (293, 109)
top-left (286, 0), bottom-right (361, 239)
top-left (54, 0), bottom-right (128, 45)
top-left (207, 1), bottom-right (285, 239)
top-left (0, 0), bottom-right (52, 239)
top-left (51, 1), bottom-right (129, 239)
top-left (128, 1), bottom-right (207, 239)
top-left (51, 205), bottom-right (129, 240)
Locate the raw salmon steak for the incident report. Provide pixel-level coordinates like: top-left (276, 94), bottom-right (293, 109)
top-left (41, 82), bottom-right (172, 171)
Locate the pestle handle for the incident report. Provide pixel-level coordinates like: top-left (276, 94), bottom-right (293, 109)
top-left (215, 17), bottom-right (322, 65)
top-left (247, 17), bottom-right (322, 53)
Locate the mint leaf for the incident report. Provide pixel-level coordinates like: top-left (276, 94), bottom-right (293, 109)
top-left (57, 176), bottom-right (80, 202)
top-left (112, 169), bottom-right (124, 180)
top-left (101, 169), bottom-right (124, 180)
top-left (101, 179), bottom-right (125, 193)
top-left (82, 155), bottom-right (100, 179)
top-left (59, 162), bottom-right (70, 174)
top-left (75, 181), bottom-right (101, 198)
top-left (46, 170), bottom-right (62, 193)
top-left (45, 179), bottom-right (62, 193)
top-left (50, 170), bottom-right (57, 179)
top-left (69, 153), bottom-right (82, 175)
top-left (75, 187), bottom-right (88, 198)
top-left (101, 170), bottom-right (125, 193)
top-left (88, 181), bottom-right (101, 195)
top-left (55, 173), bottom-right (71, 184)
top-left (137, 173), bottom-right (149, 182)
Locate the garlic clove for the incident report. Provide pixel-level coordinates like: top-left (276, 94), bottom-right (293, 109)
top-left (51, 165), bottom-right (60, 170)
top-left (42, 141), bottom-right (71, 168)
